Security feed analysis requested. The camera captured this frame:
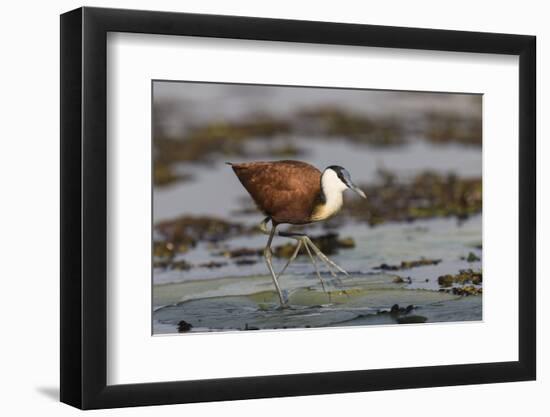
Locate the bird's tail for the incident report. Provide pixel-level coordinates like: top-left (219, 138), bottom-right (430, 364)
top-left (225, 162), bottom-right (233, 166)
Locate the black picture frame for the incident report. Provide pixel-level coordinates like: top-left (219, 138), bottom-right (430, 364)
top-left (60, 6), bottom-right (536, 410)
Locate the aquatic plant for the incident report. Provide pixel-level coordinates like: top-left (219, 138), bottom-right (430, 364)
top-left (344, 171), bottom-right (482, 225)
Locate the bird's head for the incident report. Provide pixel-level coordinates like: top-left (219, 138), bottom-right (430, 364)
top-left (322, 166), bottom-right (367, 199)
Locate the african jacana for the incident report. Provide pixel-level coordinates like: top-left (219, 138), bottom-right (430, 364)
top-left (228, 160), bottom-right (367, 306)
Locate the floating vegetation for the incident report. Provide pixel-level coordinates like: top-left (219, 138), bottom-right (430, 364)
top-left (198, 261), bottom-right (228, 269)
top-left (156, 215), bottom-right (255, 248)
top-left (461, 252), bottom-right (481, 262)
top-left (153, 241), bottom-right (187, 259)
top-left (154, 116), bottom-right (293, 187)
top-left (440, 285), bottom-right (482, 296)
top-left (423, 111), bottom-right (482, 146)
top-left (153, 103), bottom-right (482, 188)
top-left (374, 304), bottom-right (428, 324)
top-left (437, 269), bottom-right (482, 287)
top-left (389, 304), bottom-right (415, 315)
top-left (216, 247), bottom-right (259, 259)
top-left (298, 106), bottom-right (405, 147)
top-left (345, 171), bottom-right (482, 225)
top-left (374, 257), bottom-right (442, 271)
top-left (234, 259), bottom-right (258, 266)
top-left (396, 315), bottom-right (428, 324)
top-left (266, 143), bottom-right (303, 158)
top-left (217, 233), bottom-right (355, 259)
top-left (153, 164), bottom-right (192, 187)
top-left (156, 116), bottom-right (292, 165)
top-left (177, 320), bottom-right (193, 333)
top-left (154, 258), bottom-right (193, 271)
top-left (153, 216), bottom-right (257, 269)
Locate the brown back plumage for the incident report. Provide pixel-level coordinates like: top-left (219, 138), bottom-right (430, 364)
top-left (229, 160), bottom-right (322, 225)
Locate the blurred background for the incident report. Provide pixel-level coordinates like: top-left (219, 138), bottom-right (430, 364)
top-left (152, 81), bottom-right (482, 334)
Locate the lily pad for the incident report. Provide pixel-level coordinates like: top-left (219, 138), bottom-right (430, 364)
top-left (153, 272), bottom-right (477, 334)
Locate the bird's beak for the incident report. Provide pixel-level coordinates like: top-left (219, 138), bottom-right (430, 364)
top-left (350, 183), bottom-right (367, 199)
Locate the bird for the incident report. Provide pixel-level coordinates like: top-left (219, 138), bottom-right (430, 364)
top-left (228, 160), bottom-right (367, 307)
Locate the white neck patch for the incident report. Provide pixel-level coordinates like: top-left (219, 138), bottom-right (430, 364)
top-left (310, 169), bottom-right (348, 221)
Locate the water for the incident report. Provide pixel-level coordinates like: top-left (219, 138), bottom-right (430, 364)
top-left (154, 215), bottom-right (481, 285)
top-left (153, 270), bottom-right (481, 334)
top-left (153, 215), bottom-right (482, 333)
top-left (152, 82), bottom-right (482, 334)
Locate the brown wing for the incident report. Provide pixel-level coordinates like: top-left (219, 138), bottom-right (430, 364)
top-left (229, 160), bottom-right (322, 225)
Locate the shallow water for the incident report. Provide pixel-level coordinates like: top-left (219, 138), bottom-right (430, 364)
top-left (154, 215), bottom-right (481, 286)
top-left (152, 84), bottom-right (482, 335)
top-left (153, 272), bottom-right (481, 334)
top-left (153, 215), bottom-right (482, 334)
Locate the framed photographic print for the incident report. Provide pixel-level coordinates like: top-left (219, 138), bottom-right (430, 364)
top-left (60, 6), bottom-right (536, 409)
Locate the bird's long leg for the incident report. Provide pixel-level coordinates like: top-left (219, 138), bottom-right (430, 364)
top-left (275, 232), bottom-right (331, 299)
top-left (299, 236), bottom-right (344, 288)
top-left (302, 237), bottom-right (338, 278)
top-left (261, 220), bottom-right (287, 307)
top-left (302, 239), bottom-right (331, 302)
top-left (278, 231), bottom-right (349, 277)
top-left (258, 218), bottom-right (347, 303)
top-left (276, 240), bottom-right (302, 278)
top-left (303, 236), bottom-right (349, 276)
top-left (276, 231), bottom-right (344, 300)
top-left (260, 217), bottom-right (303, 279)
